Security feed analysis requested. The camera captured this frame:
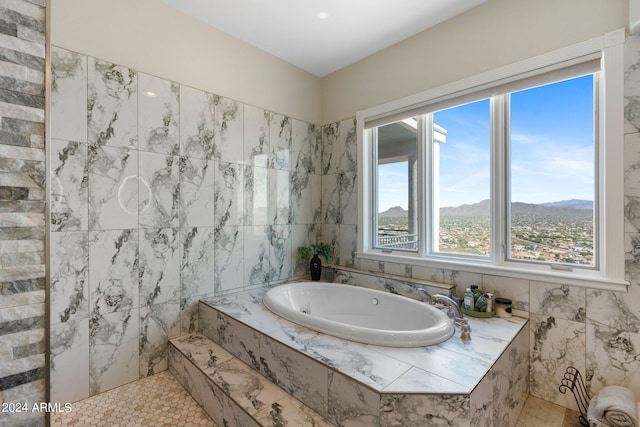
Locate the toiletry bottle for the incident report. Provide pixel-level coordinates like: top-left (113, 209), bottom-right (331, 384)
top-left (463, 288), bottom-right (475, 311)
top-left (486, 293), bottom-right (494, 313)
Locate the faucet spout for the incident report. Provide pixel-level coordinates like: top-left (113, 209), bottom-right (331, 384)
top-left (416, 288), bottom-right (433, 304)
top-left (432, 294), bottom-right (464, 319)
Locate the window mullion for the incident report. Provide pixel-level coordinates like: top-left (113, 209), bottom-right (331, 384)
top-left (418, 114), bottom-right (430, 256)
top-left (492, 95), bottom-right (507, 264)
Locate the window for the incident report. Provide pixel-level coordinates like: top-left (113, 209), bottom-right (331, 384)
top-left (357, 29), bottom-right (626, 290)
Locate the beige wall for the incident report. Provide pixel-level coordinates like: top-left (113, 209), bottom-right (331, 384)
top-left (50, 0), bottom-right (323, 124)
top-left (321, 0), bottom-right (629, 124)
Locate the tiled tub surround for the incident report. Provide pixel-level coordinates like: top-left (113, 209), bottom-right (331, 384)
top-left (184, 285), bottom-right (530, 427)
top-left (48, 46), bottom-right (322, 403)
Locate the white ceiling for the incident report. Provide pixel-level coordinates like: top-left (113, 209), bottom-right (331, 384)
top-left (159, 0), bottom-right (486, 77)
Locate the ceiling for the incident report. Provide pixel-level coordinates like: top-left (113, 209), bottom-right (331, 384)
top-left (159, 0), bottom-right (486, 77)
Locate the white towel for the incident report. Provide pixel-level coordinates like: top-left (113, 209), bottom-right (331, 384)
top-left (587, 386), bottom-right (638, 427)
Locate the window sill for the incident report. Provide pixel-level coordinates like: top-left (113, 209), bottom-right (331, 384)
top-left (355, 251), bottom-right (629, 292)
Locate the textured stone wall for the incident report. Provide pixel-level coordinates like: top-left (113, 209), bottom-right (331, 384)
top-left (0, 0), bottom-right (47, 426)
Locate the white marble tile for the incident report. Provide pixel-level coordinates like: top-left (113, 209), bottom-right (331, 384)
top-left (290, 171), bottom-right (311, 225)
top-left (482, 275), bottom-right (530, 311)
top-left (529, 313), bottom-right (585, 410)
top-left (179, 156), bottom-right (214, 227)
top-left (214, 96), bottom-right (243, 163)
top-left (50, 47), bottom-right (87, 143)
top-left (257, 333), bottom-right (329, 418)
top-left (138, 228), bottom-right (180, 306)
top-left (138, 73), bottom-right (179, 155)
top-left (338, 224), bottom-right (357, 268)
top-left (88, 57), bottom-right (137, 149)
top-left (50, 231), bottom-right (88, 324)
top-left (50, 139), bottom-right (88, 231)
top-left (179, 226), bottom-right (216, 298)
top-left (269, 225), bottom-right (292, 283)
top-left (214, 161), bottom-right (244, 227)
top-left (586, 286), bottom-right (640, 330)
top-left (139, 301), bottom-right (181, 377)
top-left (383, 366), bottom-right (468, 394)
top-left (138, 152), bottom-right (179, 229)
top-left (244, 165), bottom-right (269, 226)
top-left (244, 225), bottom-right (271, 287)
top-left (89, 229), bottom-right (139, 316)
top-left (625, 35), bottom-right (640, 134)
top-left (181, 295), bottom-right (206, 335)
top-left (169, 343), bottom-right (229, 427)
top-left (328, 371), bottom-right (380, 427)
top-left (291, 120), bottom-right (314, 176)
top-left (244, 104), bottom-right (270, 168)
top-left (89, 308), bottom-right (140, 395)
top-left (270, 113), bottom-right (291, 170)
top-left (530, 281), bottom-right (585, 322)
top-left (322, 118), bottom-right (357, 175)
top-left (380, 394), bottom-right (470, 427)
top-left (470, 326), bottom-right (529, 427)
top-left (586, 322), bottom-right (640, 400)
top-left (213, 357), bottom-right (290, 415)
top-left (269, 168), bottom-right (290, 225)
top-left (179, 85), bottom-right (215, 160)
top-left (88, 145), bottom-right (138, 230)
top-left (254, 395), bottom-right (334, 427)
top-left (50, 318), bottom-right (89, 404)
top-left (214, 226), bottom-right (244, 293)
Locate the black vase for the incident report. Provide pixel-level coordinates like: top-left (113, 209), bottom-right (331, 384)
top-left (310, 254), bottom-right (322, 281)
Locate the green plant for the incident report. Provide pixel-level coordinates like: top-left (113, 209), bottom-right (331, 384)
top-left (298, 242), bottom-right (334, 265)
top-left (311, 242), bottom-right (333, 265)
top-left (297, 246), bottom-right (312, 263)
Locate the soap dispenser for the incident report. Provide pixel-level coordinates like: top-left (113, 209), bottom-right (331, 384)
top-left (463, 288), bottom-right (475, 311)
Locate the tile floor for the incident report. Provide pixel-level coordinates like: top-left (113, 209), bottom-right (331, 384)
top-left (50, 371), bottom-right (217, 427)
top-left (51, 370), bottom-right (581, 427)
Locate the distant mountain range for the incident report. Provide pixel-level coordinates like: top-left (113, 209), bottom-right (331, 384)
top-left (380, 199), bottom-right (593, 217)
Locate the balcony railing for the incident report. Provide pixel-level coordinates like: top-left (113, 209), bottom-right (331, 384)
top-left (377, 230), bottom-right (417, 250)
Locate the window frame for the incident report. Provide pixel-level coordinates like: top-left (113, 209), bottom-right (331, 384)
top-left (356, 29), bottom-right (627, 291)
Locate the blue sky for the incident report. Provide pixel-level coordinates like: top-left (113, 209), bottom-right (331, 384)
top-left (378, 74), bottom-right (595, 211)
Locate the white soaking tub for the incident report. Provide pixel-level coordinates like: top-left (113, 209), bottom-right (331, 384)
top-left (262, 282), bottom-right (454, 347)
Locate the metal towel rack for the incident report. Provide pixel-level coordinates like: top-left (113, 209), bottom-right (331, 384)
top-left (558, 366), bottom-right (590, 426)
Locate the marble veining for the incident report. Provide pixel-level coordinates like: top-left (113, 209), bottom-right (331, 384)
top-left (201, 285), bottom-right (527, 395)
top-left (196, 284), bottom-right (529, 426)
top-left (88, 58), bottom-right (137, 150)
top-left (138, 73), bottom-right (179, 155)
top-left (138, 228), bottom-right (180, 306)
top-left (89, 229), bottom-right (139, 316)
top-left (50, 139), bottom-right (88, 231)
top-left (215, 96), bottom-right (243, 163)
top-left (180, 86), bottom-right (215, 160)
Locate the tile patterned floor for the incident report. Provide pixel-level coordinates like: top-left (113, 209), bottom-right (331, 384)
top-left (50, 371), bottom-right (217, 427)
top-left (51, 369), bottom-right (580, 427)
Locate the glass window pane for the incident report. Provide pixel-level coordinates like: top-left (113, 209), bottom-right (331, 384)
top-left (375, 118), bottom-right (418, 251)
top-left (433, 99), bottom-right (491, 256)
top-left (509, 75), bottom-right (595, 266)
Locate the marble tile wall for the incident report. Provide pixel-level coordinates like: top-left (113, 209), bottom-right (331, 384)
top-left (0, 0), bottom-right (46, 426)
top-left (48, 46), bottom-right (321, 403)
top-left (322, 35), bottom-right (640, 411)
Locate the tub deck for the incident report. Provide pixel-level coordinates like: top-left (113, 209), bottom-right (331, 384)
top-left (177, 284), bottom-right (530, 426)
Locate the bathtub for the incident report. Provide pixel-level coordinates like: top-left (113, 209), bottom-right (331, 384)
top-left (262, 282), bottom-right (454, 347)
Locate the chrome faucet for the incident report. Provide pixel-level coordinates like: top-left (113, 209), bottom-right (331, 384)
top-left (432, 294), bottom-right (463, 319)
top-left (417, 288), bottom-right (471, 341)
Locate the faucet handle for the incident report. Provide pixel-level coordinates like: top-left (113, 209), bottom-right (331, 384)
top-left (460, 324), bottom-right (471, 342)
top-left (454, 317), bottom-right (471, 332)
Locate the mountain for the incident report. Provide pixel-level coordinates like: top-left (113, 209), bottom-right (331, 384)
top-left (542, 199), bottom-right (593, 210)
top-left (380, 200), bottom-right (593, 216)
top-left (379, 206), bottom-right (408, 217)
